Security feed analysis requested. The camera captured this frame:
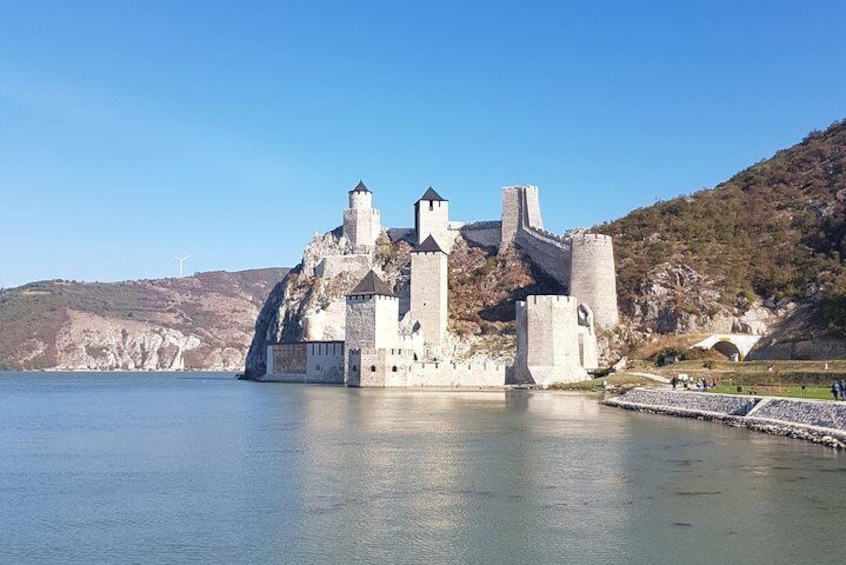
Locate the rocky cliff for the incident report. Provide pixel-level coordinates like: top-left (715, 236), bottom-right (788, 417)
top-left (0, 268), bottom-right (287, 371)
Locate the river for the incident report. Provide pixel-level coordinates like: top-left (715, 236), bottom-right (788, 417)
top-left (1, 372), bottom-right (843, 564)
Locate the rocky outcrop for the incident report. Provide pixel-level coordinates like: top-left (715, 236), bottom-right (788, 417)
top-left (626, 263), bottom-right (735, 334)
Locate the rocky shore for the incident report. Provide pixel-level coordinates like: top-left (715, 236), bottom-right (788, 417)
top-left (603, 388), bottom-right (846, 449)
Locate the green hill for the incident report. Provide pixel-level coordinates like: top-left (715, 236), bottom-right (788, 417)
top-left (599, 119), bottom-right (846, 338)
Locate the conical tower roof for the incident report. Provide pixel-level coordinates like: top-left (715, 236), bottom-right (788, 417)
top-left (348, 270), bottom-right (395, 297)
top-left (416, 186), bottom-right (446, 202)
top-left (349, 180), bottom-right (371, 194)
top-left (412, 235), bottom-right (446, 254)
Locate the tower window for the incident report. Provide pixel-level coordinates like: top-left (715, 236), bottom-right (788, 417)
top-left (370, 365), bottom-right (377, 372)
top-left (429, 201), bottom-right (434, 211)
top-left (392, 366), bottom-right (397, 372)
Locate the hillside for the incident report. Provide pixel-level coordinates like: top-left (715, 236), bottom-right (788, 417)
top-left (599, 119), bottom-right (846, 357)
top-left (0, 268), bottom-right (288, 371)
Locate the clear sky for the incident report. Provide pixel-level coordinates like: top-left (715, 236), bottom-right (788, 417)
top-left (1, 0), bottom-right (844, 288)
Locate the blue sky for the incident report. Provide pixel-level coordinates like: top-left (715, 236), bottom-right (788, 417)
top-left (1, 0), bottom-right (844, 288)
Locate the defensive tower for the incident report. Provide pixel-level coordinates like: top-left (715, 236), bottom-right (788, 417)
top-left (410, 235), bottom-right (448, 347)
top-left (342, 180), bottom-right (382, 251)
top-left (514, 295), bottom-right (589, 385)
top-left (344, 270), bottom-right (398, 350)
top-left (414, 186), bottom-right (451, 251)
top-left (568, 233), bottom-right (619, 328)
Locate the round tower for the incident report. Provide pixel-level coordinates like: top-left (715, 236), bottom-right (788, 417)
top-left (348, 180), bottom-right (373, 209)
top-left (567, 233), bottom-right (619, 329)
top-left (343, 180), bottom-right (381, 251)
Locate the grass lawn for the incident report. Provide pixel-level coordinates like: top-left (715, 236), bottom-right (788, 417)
top-left (708, 384), bottom-right (836, 401)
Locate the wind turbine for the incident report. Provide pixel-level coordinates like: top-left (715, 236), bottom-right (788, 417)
top-left (174, 255), bottom-right (191, 278)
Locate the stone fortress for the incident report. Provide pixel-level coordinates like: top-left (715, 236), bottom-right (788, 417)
top-left (264, 181), bottom-right (618, 387)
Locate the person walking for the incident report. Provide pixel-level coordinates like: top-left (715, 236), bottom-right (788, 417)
top-left (839, 377), bottom-right (846, 401)
top-left (832, 380), bottom-right (841, 401)
top-left (671, 376), bottom-right (678, 391)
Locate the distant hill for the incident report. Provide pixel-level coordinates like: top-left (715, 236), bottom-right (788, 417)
top-left (598, 119), bottom-right (846, 357)
top-left (0, 268), bottom-right (288, 371)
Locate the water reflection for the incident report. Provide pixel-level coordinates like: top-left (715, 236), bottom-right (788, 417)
top-left (2, 374), bottom-right (844, 565)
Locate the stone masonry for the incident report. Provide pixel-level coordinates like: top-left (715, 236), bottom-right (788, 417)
top-left (265, 181), bottom-right (617, 387)
top-left (343, 181), bottom-right (381, 252)
top-left (410, 235), bottom-right (448, 348)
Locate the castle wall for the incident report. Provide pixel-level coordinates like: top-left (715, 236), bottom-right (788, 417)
top-left (399, 361), bottom-right (506, 387)
top-left (315, 254), bottom-right (371, 279)
top-left (347, 346), bottom-right (506, 387)
top-left (263, 341), bottom-right (345, 383)
top-left (568, 233), bottom-right (619, 328)
top-left (410, 249), bottom-right (448, 347)
top-left (514, 295), bottom-right (589, 385)
top-left (513, 228), bottom-right (572, 287)
top-left (460, 221), bottom-right (502, 248)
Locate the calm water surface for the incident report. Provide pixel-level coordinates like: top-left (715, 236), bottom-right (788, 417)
top-left (1, 372), bottom-right (844, 564)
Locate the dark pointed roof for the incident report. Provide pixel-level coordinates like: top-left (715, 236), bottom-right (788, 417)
top-left (416, 186), bottom-right (446, 203)
top-left (348, 270), bottom-right (395, 297)
top-left (349, 180), bottom-right (371, 194)
top-left (412, 235), bottom-right (446, 254)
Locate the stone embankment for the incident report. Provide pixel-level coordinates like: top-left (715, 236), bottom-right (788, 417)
top-left (604, 388), bottom-right (846, 449)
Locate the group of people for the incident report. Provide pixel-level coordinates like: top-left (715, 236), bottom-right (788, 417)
top-left (670, 376), bottom-right (717, 391)
top-left (831, 378), bottom-right (846, 400)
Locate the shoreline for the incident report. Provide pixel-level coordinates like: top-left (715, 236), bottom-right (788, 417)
top-left (603, 388), bottom-right (846, 449)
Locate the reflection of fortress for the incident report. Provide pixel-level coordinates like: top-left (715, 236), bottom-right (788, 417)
top-left (265, 182), bottom-right (618, 387)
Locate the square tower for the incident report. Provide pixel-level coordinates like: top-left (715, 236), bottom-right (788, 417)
top-left (344, 270), bottom-right (399, 350)
top-left (410, 236), bottom-right (448, 347)
top-left (414, 186), bottom-right (452, 251)
top-left (513, 295), bottom-right (589, 385)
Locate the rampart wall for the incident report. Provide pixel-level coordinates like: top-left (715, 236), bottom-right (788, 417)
top-left (315, 254), bottom-right (371, 279)
top-left (460, 221), bottom-right (502, 248)
top-left (347, 347), bottom-right (506, 387)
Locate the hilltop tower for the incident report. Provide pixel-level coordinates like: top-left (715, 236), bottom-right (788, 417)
top-left (500, 185), bottom-right (543, 252)
top-left (414, 187), bottom-right (451, 251)
top-left (514, 295), bottom-right (589, 386)
top-left (410, 235), bottom-right (448, 347)
top-left (568, 233), bottom-right (619, 329)
top-left (343, 181), bottom-right (382, 251)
